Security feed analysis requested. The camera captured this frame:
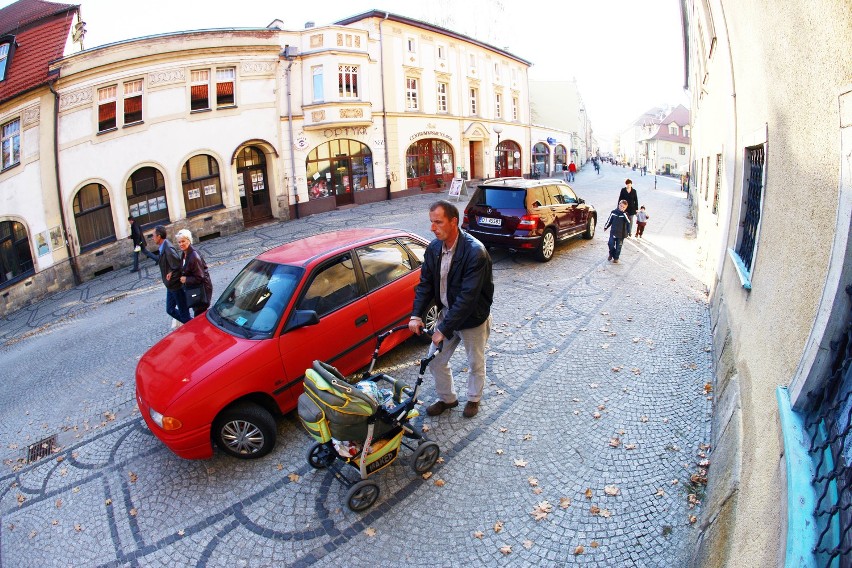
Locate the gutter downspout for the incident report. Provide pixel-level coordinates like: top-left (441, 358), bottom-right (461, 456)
top-left (48, 78), bottom-right (81, 285)
top-left (379, 12), bottom-right (391, 199)
top-left (284, 54), bottom-right (299, 219)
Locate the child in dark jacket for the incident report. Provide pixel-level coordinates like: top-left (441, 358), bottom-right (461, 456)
top-left (603, 200), bottom-right (631, 263)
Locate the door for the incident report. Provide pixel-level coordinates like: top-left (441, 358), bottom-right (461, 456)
top-left (543, 185), bottom-right (572, 236)
top-left (557, 184), bottom-right (585, 233)
top-left (333, 158), bottom-right (353, 206)
top-left (279, 253), bottom-right (374, 384)
top-left (469, 141), bottom-right (477, 179)
top-left (237, 147), bottom-right (273, 225)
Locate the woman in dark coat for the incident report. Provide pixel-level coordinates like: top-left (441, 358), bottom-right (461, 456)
top-left (618, 179), bottom-right (639, 235)
top-left (176, 229), bottom-right (213, 316)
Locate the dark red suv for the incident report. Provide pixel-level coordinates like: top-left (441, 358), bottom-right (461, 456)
top-left (462, 178), bottom-right (597, 261)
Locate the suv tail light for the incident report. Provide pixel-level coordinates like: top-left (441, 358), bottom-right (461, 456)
top-left (518, 214), bottom-right (540, 230)
top-left (463, 209), bottom-right (470, 225)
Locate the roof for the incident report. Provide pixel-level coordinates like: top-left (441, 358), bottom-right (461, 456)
top-left (0, 0), bottom-right (78, 104)
top-left (643, 105), bottom-right (691, 143)
top-left (334, 10), bottom-right (532, 66)
top-left (257, 228), bottom-right (422, 267)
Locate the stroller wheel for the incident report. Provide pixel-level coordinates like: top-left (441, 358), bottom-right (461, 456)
top-left (411, 441), bottom-right (440, 474)
top-left (306, 442), bottom-right (335, 469)
top-left (346, 480), bottom-right (380, 512)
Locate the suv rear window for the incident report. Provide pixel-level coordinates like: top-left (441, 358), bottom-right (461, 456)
top-left (473, 187), bottom-right (526, 209)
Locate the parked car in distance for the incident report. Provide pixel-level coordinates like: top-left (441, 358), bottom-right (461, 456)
top-left (461, 178), bottom-right (597, 262)
top-left (136, 228), bottom-right (437, 460)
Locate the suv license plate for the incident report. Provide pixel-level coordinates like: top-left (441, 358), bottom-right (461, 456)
top-left (479, 217), bottom-right (502, 227)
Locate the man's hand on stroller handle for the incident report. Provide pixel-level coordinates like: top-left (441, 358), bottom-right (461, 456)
top-left (408, 317), bottom-right (424, 335)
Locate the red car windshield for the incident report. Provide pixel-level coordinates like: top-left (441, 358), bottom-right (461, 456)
top-left (210, 260), bottom-right (303, 338)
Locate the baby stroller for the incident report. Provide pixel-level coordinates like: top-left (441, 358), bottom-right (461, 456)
top-left (297, 325), bottom-right (442, 511)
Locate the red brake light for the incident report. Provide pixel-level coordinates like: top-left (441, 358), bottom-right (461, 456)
top-left (518, 214), bottom-right (539, 229)
top-left (463, 210), bottom-right (469, 225)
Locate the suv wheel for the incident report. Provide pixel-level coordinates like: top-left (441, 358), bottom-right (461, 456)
top-left (584, 216), bottom-right (596, 239)
top-left (536, 229), bottom-right (556, 262)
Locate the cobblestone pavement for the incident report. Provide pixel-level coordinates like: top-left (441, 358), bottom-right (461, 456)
top-left (0, 163), bottom-right (713, 567)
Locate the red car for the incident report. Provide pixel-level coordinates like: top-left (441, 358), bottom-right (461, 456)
top-left (136, 228), bottom-right (436, 460)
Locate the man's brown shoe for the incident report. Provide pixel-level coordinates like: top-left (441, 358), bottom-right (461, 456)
top-left (463, 401), bottom-right (480, 418)
top-left (426, 399), bottom-right (458, 416)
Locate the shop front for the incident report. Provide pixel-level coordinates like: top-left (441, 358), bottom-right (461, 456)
top-left (305, 138), bottom-right (375, 213)
top-left (405, 138), bottom-right (454, 191)
top-left (496, 140), bottom-right (522, 178)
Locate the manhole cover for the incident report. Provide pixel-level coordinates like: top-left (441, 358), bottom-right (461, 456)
top-left (27, 434), bottom-right (58, 463)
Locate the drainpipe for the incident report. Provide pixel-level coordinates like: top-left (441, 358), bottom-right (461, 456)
top-left (283, 47), bottom-right (300, 219)
top-left (48, 78), bottom-right (81, 285)
top-left (379, 12), bottom-right (391, 199)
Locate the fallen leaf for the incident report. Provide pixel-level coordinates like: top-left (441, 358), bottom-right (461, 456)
top-left (434, 479), bottom-right (445, 487)
top-left (500, 545), bottom-right (512, 555)
top-left (422, 471), bottom-right (433, 480)
top-left (496, 449), bottom-right (504, 455)
top-left (499, 427), bottom-right (508, 433)
top-left (590, 505), bottom-right (601, 515)
top-left (523, 540), bottom-right (534, 550)
top-left (29, 530), bottom-right (36, 539)
top-left (547, 348), bottom-right (558, 354)
top-left (573, 410), bottom-right (580, 415)
top-left (56, 456), bottom-right (64, 463)
top-left (523, 433), bottom-right (533, 441)
top-left (514, 459), bottom-right (527, 467)
top-left (625, 444), bottom-right (636, 450)
top-left (494, 520), bottom-right (504, 533)
top-left (178, 529), bottom-right (185, 536)
top-left (604, 485), bottom-right (620, 496)
top-left (473, 531), bottom-right (484, 539)
top-left (609, 437), bottom-right (621, 448)
top-left (51, 519), bottom-right (58, 526)
top-left (689, 515), bottom-right (697, 524)
top-left (288, 473), bottom-right (300, 483)
top-left (601, 343), bottom-right (610, 349)
top-left (611, 366), bottom-right (622, 372)
top-left (584, 488), bottom-right (593, 499)
top-left (532, 487), bottom-right (543, 495)
top-left (632, 368), bottom-right (642, 375)
top-left (599, 509), bottom-right (612, 518)
top-left (528, 477), bottom-right (539, 487)
top-left (671, 479), bottom-right (680, 485)
top-left (74, 523), bottom-right (83, 532)
top-left (703, 383), bottom-right (713, 394)
top-left (436, 457), bottom-right (445, 464)
top-left (589, 383), bottom-right (599, 388)
top-left (592, 412), bottom-right (602, 419)
top-left (364, 527), bottom-right (377, 537)
top-left (276, 464), bottom-right (284, 471)
top-left (572, 398), bottom-right (581, 402)
top-left (129, 472), bottom-right (138, 483)
top-left (590, 541), bottom-right (600, 548)
top-left (129, 508), bottom-right (138, 516)
top-left (632, 337), bottom-right (641, 343)
top-left (105, 498), bottom-right (112, 506)
top-left (698, 459), bottom-right (710, 467)
top-left (115, 381), bottom-right (124, 388)
top-left (55, 499), bottom-right (62, 509)
top-left (640, 416), bottom-right (649, 423)
top-left (574, 545), bottom-right (585, 555)
top-left (560, 497), bottom-right (571, 508)
top-left (422, 424), bottom-right (431, 433)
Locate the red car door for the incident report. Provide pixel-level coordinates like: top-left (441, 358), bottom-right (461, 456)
top-left (278, 252), bottom-right (375, 389)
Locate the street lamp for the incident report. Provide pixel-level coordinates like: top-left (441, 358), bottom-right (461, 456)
top-left (493, 125), bottom-right (504, 177)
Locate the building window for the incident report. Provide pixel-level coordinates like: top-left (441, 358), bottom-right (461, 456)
top-left (0, 42), bottom-right (10, 81)
top-left (469, 88), bottom-right (478, 115)
top-left (704, 155), bottom-right (711, 200)
top-left (405, 139), bottom-right (454, 189)
top-left (495, 93), bottom-right (502, 119)
top-left (190, 70), bottom-right (210, 111)
top-left (338, 65), bottom-right (359, 99)
top-left (123, 79), bottom-right (143, 125)
top-left (684, 126), bottom-right (690, 138)
top-left (312, 66), bottom-right (324, 102)
top-left (182, 155), bottom-right (223, 215)
top-left (1, 118), bottom-right (20, 169)
top-left (126, 167), bottom-right (169, 226)
top-left (669, 124), bottom-right (679, 135)
top-left (679, 146), bottom-right (686, 155)
top-left (554, 145), bottom-right (567, 169)
top-left (73, 183), bottom-right (115, 250)
top-left (513, 97), bottom-right (518, 121)
top-left (407, 37), bottom-right (416, 53)
top-left (532, 143), bottom-right (550, 176)
top-left (469, 53), bottom-right (476, 69)
top-left (496, 140), bottom-right (522, 177)
top-left (98, 85), bottom-right (117, 132)
top-left (216, 67), bottom-right (236, 107)
top-left (437, 45), bottom-right (446, 60)
top-left (712, 153), bottom-right (722, 215)
top-left (0, 220), bottom-right (33, 286)
top-left (406, 77), bottom-right (419, 110)
top-left (306, 139), bottom-right (373, 199)
top-left (735, 145), bottom-right (765, 276)
top-left (437, 82), bottom-right (448, 112)
top-left (494, 62), bottom-right (500, 79)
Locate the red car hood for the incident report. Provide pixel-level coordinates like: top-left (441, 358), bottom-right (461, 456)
top-left (136, 316), bottom-right (260, 410)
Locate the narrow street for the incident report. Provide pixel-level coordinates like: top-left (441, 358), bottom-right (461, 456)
top-left (0, 161), bottom-right (713, 567)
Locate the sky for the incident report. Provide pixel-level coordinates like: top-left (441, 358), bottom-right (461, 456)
top-left (7, 0), bottom-right (689, 148)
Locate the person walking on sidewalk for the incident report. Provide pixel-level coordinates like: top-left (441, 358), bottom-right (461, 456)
top-left (604, 200), bottom-right (631, 263)
top-left (129, 216), bottom-right (158, 272)
top-left (153, 225), bottom-right (191, 325)
top-left (410, 200), bottom-right (494, 419)
top-left (618, 179), bottom-right (639, 235)
top-left (568, 160), bottom-right (577, 182)
top-left (635, 206), bottom-right (650, 238)
top-left (176, 229), bottom-right (213, 317)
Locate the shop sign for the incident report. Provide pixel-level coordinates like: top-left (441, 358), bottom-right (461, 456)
top-left (409, 130), bottom-right (452, 141)
top-left (323, 126), bottom-right (368, 138)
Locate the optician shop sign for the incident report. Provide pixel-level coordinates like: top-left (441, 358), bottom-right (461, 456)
top-left (409, 130), bottom-right (452, 141)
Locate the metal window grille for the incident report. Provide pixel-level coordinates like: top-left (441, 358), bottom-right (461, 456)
top-left (804, 286), bottom-right (852, 566)
top-left (712, 153), bottom-right (722, 215)
top-left (736, 145), bottom-right (764, 272)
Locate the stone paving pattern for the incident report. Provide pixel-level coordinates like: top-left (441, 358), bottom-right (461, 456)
top-left (0, 163), bottom-right (713, 567)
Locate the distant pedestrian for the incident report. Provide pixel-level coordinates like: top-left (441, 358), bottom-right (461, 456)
top-left (618, 179), bottom-right (639, 236)
top-left (153, 225), bottom-right (191, 326)
top-left (568, 161), bottom-right (577, 182)
top-left (604, 200), bottom-right (631, 263)
top-left (642, 165), bottom-right (647, 176)
top-left (176, 229), bottom-right (213, 316)
top-left (562, 162), bottom-right (569, 181)
top-left (128, 216), bottom-right (158, 272)
top-left (594, 160), bottom-right (601, 175)
top-left (635, 205), bottom-right (650, 238)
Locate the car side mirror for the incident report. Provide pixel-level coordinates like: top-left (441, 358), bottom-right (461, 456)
top-left (577, 198), bottom-right (585, 204)
top-left (284, 309), bottom-right (320, 332)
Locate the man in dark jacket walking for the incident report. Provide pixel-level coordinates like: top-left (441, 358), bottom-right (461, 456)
top-left (604, 200), bottom-right (631, 263)
top-left (128, 216), bottom-right (158, 271)
top-left (618, 179), bottom-right (639, 235)
top-left (410, 200), bottom-right (494, 418)
top-left (153, 225), bottom-right (191, 324)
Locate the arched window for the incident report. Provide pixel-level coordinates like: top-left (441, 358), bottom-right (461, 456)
top-left (126, 167), bottom-right (168, 226)
top-left (182, 154), bottom-right (223, 215)
top-left (532, 143), bottom-right (550, 176)
top-left (0, 220), bottom-right (33, 286)
top-left (496, 140), bottom-right (522, 178)
top-left (306, 139), bottom-right (373, 204)
top-left (73, 183), bottom-right (115, 250)
top-left (554, 145), bottom-right (567, 168)
top-left (405, 139), bottom-right (454, 189)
